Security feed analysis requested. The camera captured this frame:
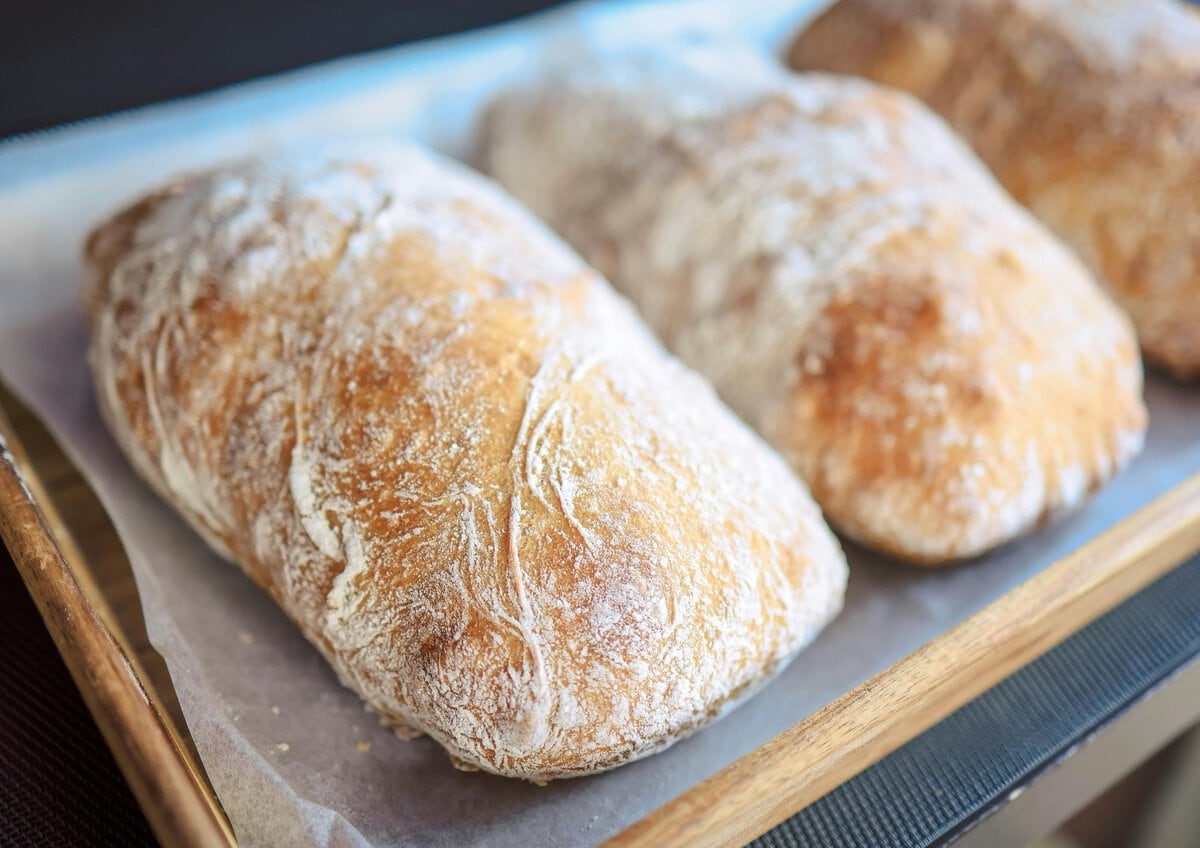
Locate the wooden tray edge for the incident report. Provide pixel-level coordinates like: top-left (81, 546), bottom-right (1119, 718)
top-left (0, 403), bottom-right (237, 848)
top-left (608, 472), bottom-right (1200, 848)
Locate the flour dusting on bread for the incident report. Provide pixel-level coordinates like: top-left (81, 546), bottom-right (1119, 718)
top-left (788, 0), bottom-right (1200, 377)
top-left (479, 45), bottom-right (1148, 562)
top-left (84, 139), bottom-right (847, 780)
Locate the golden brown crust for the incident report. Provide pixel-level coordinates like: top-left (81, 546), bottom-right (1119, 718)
top-left (788, 0), bottom-right (1200, 377)
top-left (478, 48), bottom-right (1148, 563)
top-left (83, 141), bottom-right (847, 780)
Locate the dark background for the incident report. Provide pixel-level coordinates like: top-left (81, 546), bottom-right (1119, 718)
top-left (0, 0), bottom-right (563, 139)
top-left (0, 4), bottom-right (558, 845)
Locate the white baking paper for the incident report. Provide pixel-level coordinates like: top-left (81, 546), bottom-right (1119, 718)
top-left (1, 2), bottom-right (1198, 845)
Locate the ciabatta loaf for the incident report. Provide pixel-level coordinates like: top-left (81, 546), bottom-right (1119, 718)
top-left (478, 48), bottom-right (1148, 564)
top-left (84, 141), bottom-right (847, 781)
top-left (788, 0), bottom-right (1200, 377)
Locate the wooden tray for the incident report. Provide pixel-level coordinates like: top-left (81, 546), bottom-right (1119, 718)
top-left (4, 377), bottom-right (1200, 848)
top-left (0, 383), bottom-right (236, 848)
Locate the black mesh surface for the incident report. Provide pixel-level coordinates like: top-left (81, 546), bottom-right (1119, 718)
top-left (754, 553), bottom-right (1200, 848)
top-left (0, 546), bottom-right (157, 847)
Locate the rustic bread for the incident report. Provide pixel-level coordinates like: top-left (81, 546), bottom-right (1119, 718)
top-left (478, 48), bottom-right (1148, 564)
top-left (84, 140), bottom-right (847, 781)
top-left (787, 0), bottom-right (1200, 378)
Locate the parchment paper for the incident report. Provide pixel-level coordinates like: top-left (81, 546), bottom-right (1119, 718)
top-left (1, 2), bottom-right (1198, 845)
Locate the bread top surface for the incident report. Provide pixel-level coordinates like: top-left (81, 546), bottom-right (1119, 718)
top-left (787, 0), bottom-right (1200, 376)
top-left (792, 0), bottom-right (1200, 80)
top-left (479, 48), bottom-right (1147, 562)
top-left (84, 140), bottom-right (847, 779)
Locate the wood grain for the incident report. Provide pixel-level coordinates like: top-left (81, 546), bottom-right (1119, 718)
top-left (607, 472), bottom-right (1200, 848)
top-left (0, 385), bottom-right (235, 848)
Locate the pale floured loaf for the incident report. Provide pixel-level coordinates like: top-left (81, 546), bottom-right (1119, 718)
top-left (478, 47), bottom-right (1148, 564)
top-left (788, 0), bottom-right (1200, 378)
top-left (83, 140), bottom-right (847, 781)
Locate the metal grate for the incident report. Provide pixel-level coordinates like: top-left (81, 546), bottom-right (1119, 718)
top-left (754, 553), bottom-right (1200, 848)
top-left (0, 548), bottom-right (158, 848)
